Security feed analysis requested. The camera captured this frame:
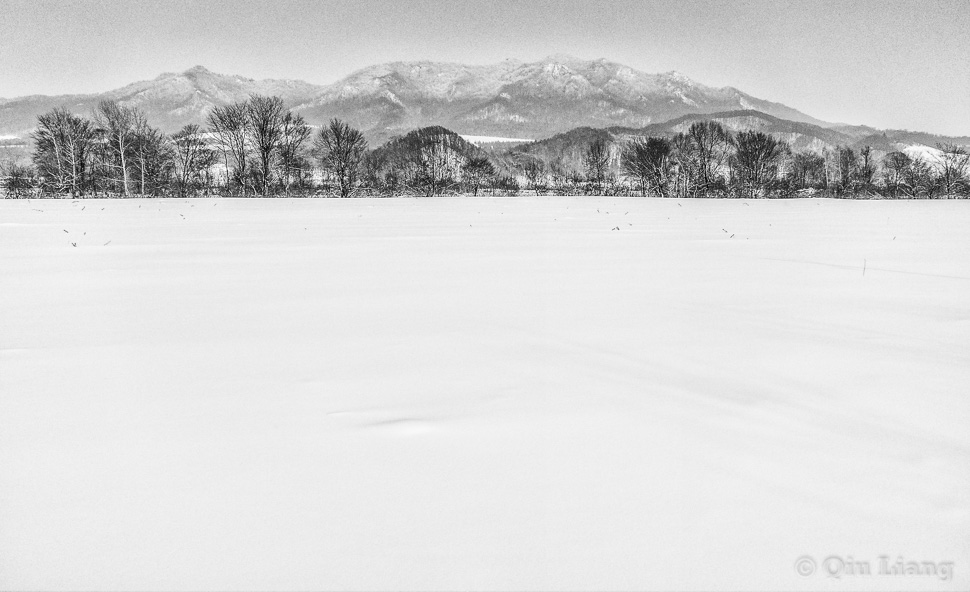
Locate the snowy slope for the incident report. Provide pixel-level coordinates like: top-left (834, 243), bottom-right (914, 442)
top-left (1, 198), bottom-right (968, 590)
top-left (293, 56), bottom-right (830, 141)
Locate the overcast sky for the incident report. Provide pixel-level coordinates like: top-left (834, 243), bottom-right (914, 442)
top-left (2, 0), bottom-right (968, 134)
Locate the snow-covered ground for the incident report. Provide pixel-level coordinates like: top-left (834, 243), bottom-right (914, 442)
top-left (1, 197), bottom-right (968, 591)
top-left (903, 143), bottom-right (945, 162)
top-left (460, 134), bottom-right (534, 144)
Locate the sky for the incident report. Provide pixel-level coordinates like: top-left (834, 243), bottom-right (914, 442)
top-left (1, 0), bottom-right (969, 135)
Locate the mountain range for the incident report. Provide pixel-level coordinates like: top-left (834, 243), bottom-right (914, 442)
top-left (2, 56), bottom-right (968, 152)
top-left (0, 56), bottom-right (825, 140)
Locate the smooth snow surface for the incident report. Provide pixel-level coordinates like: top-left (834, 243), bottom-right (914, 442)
top-left (460, 135), bottom-right (534, 144)
top-left (903, 144), bottom-right (945, 162)
top-left (1, 197), bottom-right (968, 591)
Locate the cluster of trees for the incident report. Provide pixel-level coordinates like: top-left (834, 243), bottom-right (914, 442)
top-left (370, 122), bottom-right (969, 199)
top-left (359, 127), bottom-right (514, 197)
top-left (26, 102), bottom-right (220, 198)
top-left (615, 122), bottom-right (970, 199)
top-left (5, 96), bottom-right (365, 198)
top-left (4, 98), bottom-right (969, 199)
top-left (206, 96), bottom-right (315, 196)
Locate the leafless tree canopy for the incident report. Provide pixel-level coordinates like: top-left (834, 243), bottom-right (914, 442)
top-left (583, 139), bottom-right (610, 190)
top-left (172, 124), bottom-right (216, 197)
top-left (278, 113), bottom-right (312, 195)
top-left (245, 95), bottom-right (286, 196)
top-left (94, 100), bottom-right (141, 197)
top-left (622, 137), bottom-right (674, 197)
top-left (31, 108), bottom-right (96, 196)
top-left (315, 119), bottom-right (368, 198)
top-left (207, 103), bottom-right (250, 194)
top-left (461, 156), bottom-right (496, 197)
top-left (730, 131), bottom-right (788, 198)
top-left (934, 143), bottom-right (970, 198)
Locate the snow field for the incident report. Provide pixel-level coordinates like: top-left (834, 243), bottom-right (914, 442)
top-left (1, 197), bottom-right (968, 590)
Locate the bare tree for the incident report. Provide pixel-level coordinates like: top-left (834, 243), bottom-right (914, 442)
top-left (730, 131), bottom-right (788, 198)
top-left (523, 157), bottom-right (547, 195)
top-left (548, 158), bottom-right (574, 195)
top-left (903, 155), bottom-right (935, 198)
top-left (462, 156), bottom-right (495, 196)
top-left (171, 124), bottom-right (216, 197)
top-left (832, 146), bottom-right (857, 195)
top-left (245, 95), bottom-right (285, 196)
top-left (670, 132), bottom-right (697, 198)
top-left (411, 142), bottom-right (458, 196)
top-left (361, 150), bottom-right (400, 195)
top-left (94, 100), bottom-right (141, 196)
top-left (680, 121), bottom-right (732, 196)
top-left (856, 145), bottom-right (878, 193)
top-left (790, 151), bottom-right (826, 191)
top-left (131, 118), bottom-right (172, 196)
top-left (882, 151), bottom-right (912, 198)
top-left (315, 118), bottom-right (367, 198)
top-left (622, 137), bottom-right (674, 197)
top-left (278, 112), bottom-right (312, 195)
top-left (31, 108), bottom-right (96, 196)
top-left (207, 102), bottom-right (250, 194)
top-left (584, 139), bottom-right (610, 194)
top-left (934, 143), bottom-right (970, 198)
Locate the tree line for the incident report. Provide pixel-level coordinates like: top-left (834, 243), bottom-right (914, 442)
top-left (615, 122), bottom-right (970, 199)
top-left (522, 122), bottom-right (969, 199)
top-left (2, 97), bottom-right (968, 198)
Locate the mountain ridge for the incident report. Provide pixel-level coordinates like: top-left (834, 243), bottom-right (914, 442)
top-left (3, 57), bottom-right (968, 151)
top-left (1, 56), bottom-right (828, 141)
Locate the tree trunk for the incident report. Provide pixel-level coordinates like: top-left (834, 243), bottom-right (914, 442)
top-left (119, 137), bottom-right (130, 197)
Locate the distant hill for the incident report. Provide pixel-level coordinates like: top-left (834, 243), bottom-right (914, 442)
top-left (614, 110), bottom-right (851, 153)
top-left (507, 110), bottom-right (970, 173)
top-left (362, 126), bottom-right (490, 192)
top-left (367, 125), bottom-right (487, 164)
top-left (502, 127), bottom-right (617, 175)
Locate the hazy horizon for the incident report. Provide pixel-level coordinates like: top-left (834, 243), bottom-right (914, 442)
top-left (2, 0), bottom-right (969, 135)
